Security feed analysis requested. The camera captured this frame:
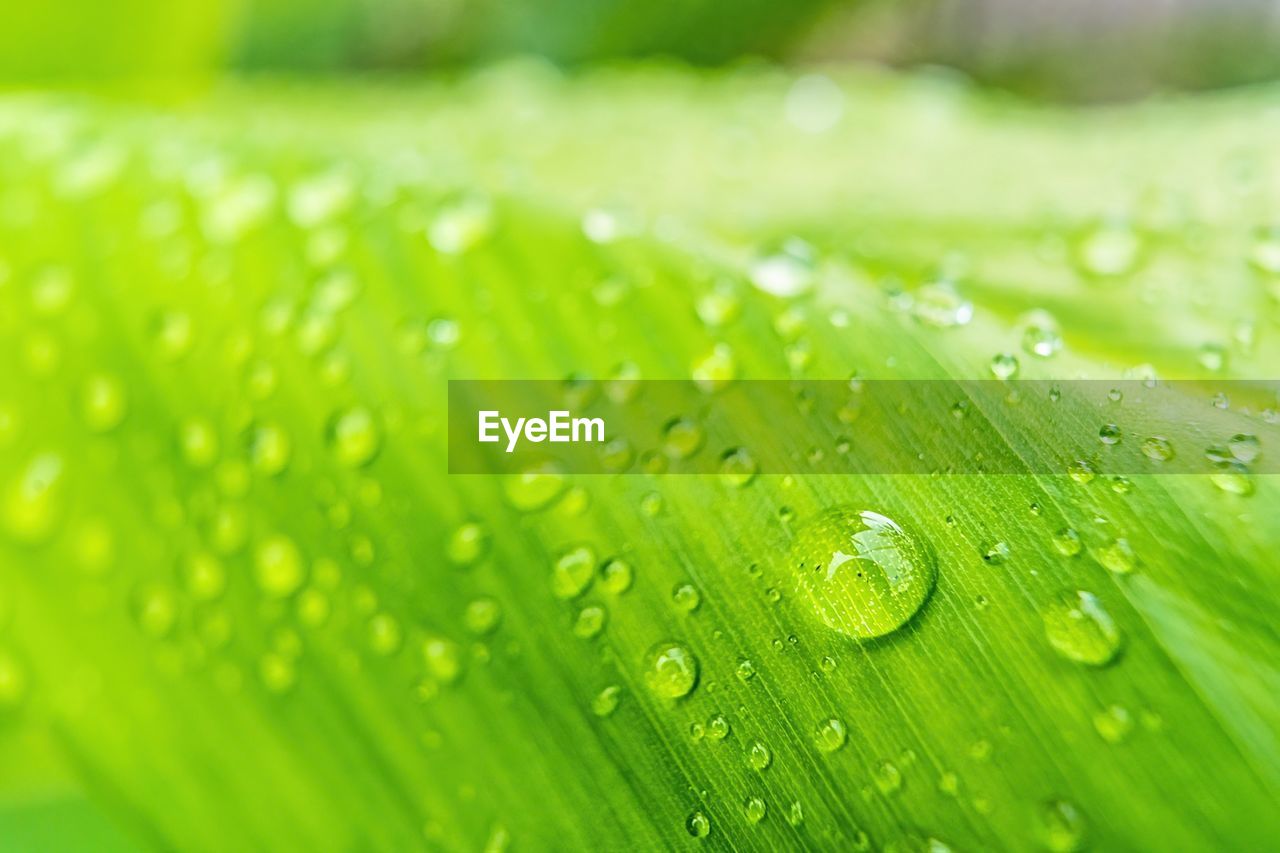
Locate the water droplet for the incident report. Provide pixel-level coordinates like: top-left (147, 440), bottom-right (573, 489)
top-left (692, 344), bottom-right (736, 392)
top-left (297, 589), bottom-right (331, 627)
top-left (503, 461), bottom-right (566, 512)
top-left (1197, 343), bottom-right (1227, 373)
top-left (179, 418), bottom-right (219, 468)
top-left (743, 796), bottom-right (767, 824)
top-left (1043, 590), bottom-right (1122, 666)
top-left (592, 684), bottom-right (622, 717)
top-left (695, 282), bottom-right (741, 328)
top-left (1078, 224), bottom-right (1140, 277)
top-left (1093, 704), bottom-right (1133, 743)
top-left (367, 612), bottom-right (403, 655)
top-left (1040, 799), bottom-right (1087, 852)
top-left (873, 760), bottom-right (902, 795)
top-left (736, 659), bottom-right (757, 682)
top-left (707, 713), bottom-right (730, 740)
top-left (750, 239), bottom-right (816, 298)
top-left (427, 317), bottom-right (461, 350)
top-left (1052, 528), bottom-right (1083, 557)
top-left (1228, 433), bottom-right (1261, 464)
top-left (183, 551), bottom-right (226, 600)
top-left (640, 491), bottom-right (663, 516)
top-left (253, 534), bottom-right (305, 598)
top-left (422, 636), bottom-right (463, 684)
top-left (552, 546), bottom-right (596, 600)
top-left (327, 407), bottom-right (381, 468)
top-left (1021, 310), bottom-right (1063, 358)
top-left (990, 353), bottom-right (1019, 380)
top-left (643, 641), bottom-right (699, 699)
top-left (131, 582), bottom-right (178, 638)
top-left (982, 542), bottom-right (1010, 565)
top-left (599, 558), bottom-right (633, 594)
top-left (791, 508), bottom-right (937, 639)
top-left (662, 417), bottom-right (705, 459)
top-left (1098, 538), bottom-right (1137, 574)
top-left (1098, 423), bottom-right (1122, 446)
top-left (428, 195), bottom-right (493, 254)
top-left (913, 282), bottom-right (973, 328)
top-left (718, 447), bottom-right (758, 488)
top-left (1140, 436), bottom-right (1174, 462)
top-left (686, 810), bottom-right (710, 839)
top-left (673, 583), bottom-right (701, 613)
top-left (1210, 464), bottom-right (1254, 496)
top-left (246, 422), bottom-right (291, 475)
top-left (814, 717), bottom-right (847, 753)
top-left (573, 605), bottom-right (607, 639)
top-left (447, 522), bottom-right (490, 567)
top-left (464, 597), bottom-right (502, 636)
top-left (747, 740), bottom-right (772, 770)
top-left (81, 374), bottom-right (127, 432)
top-left (786, 801), bottom-right (804, 827)
top-left (0, 649), bottom-right (28, 708)
top-left (1068, 460), bottom-right (1096, 484)
top-left (2, 453), bottom-right (66, 545)
top-left (152, 311), bottom-right (193, 359)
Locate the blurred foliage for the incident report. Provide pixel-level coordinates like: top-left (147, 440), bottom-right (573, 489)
top-left (0, 0), bottom-right (233, 82)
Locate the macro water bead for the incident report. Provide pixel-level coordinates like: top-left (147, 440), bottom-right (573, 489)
top-left (643, 641), bottom-right (699, 699)
top-left (791, 508), bottom-right (937, 639)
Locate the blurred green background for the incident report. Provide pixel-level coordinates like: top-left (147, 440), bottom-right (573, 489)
top-left (8, 0), bottom-right (1280, 99)
top-left (3, 1), bottom-right (1280, 852)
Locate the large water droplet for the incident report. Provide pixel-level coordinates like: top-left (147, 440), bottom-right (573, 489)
top-left (643, 641), bottom-right (699, 699)
top-left (791, 508), bottom-right (937, 639)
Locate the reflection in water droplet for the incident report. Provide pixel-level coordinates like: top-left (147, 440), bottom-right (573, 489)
top-left (686, 810), bottom-right (710, 839)
top-left (592, 684), bottom-right (621, 717)
top-left (791, 508), bottom-right (937, 639)
top-left (552, 546), bottom-right (596, 600)
top-left (1098, 538), bottom-right (1137, 575)
top-left (748, 740), bottom-right (772, 770)
top-left (1043, 590), bottom-right (1122, 666)
top-left (643, 641), bottom-right (699, 699)
top-left (1140, 436), bottom-right (1174, 462)
top-left (814, 717), bottom-right (847, 753)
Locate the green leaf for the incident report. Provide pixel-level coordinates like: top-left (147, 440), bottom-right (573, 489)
top-left (0, 68), bottom-right (1277, 851)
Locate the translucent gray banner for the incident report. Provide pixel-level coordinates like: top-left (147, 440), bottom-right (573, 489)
top-left (448, 380), bottom-right (1278, 476)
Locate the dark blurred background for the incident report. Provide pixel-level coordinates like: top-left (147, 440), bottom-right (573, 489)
top-left (5, 0), bottom-right (1280, 101)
